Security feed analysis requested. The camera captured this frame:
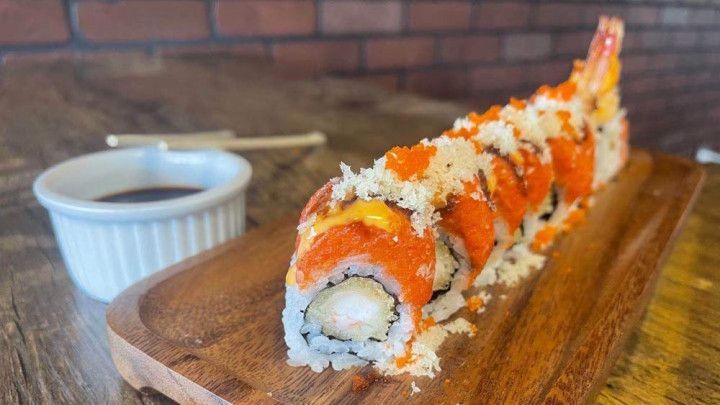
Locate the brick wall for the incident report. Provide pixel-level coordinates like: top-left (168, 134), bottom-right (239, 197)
top-left (1, 0), bottom-right (719, 155)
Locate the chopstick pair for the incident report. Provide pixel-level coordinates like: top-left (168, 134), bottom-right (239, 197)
top-left (106, 130), bottom-right (327, 151)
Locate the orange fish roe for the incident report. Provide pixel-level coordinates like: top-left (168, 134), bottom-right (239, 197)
top-left (385, 144), bottom-right (437, 181)
top-left (472, 139), bottom-right (484, 153)
top-left (295, 206), bottom-right (435, 325)
top-left (440, 189), bottom-right (495, 284)
top-left (443, 126), bottom-right (478, 140)
top-left (512, 127), bottom-right (522, 139)
top-left (520, 148), bottom-right (553, 211)
top-left (563, 208), bottom-right (586, 230)
top-left (490, 156), bottom-right (528, 234)
top-left (509, 97), bottom-right (526, 110)
top-left (421, 316), bottom-right (436, 330)
top-left (536, 81), bottom-right (577, 101)
top-left (532, 225), bottom-right (557, 251)
top-left (556, 110), bottom-right (580, 139)
top-left (394, 351), bottom-right (414, 368)
top-left (466, 295), bottom-right (485, 312)
top-left (548, 129), bottom-right (595, 204)
top-left (468, 105), bottom-right (502, 126)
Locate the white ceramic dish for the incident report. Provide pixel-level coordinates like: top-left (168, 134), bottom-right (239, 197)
top-left (33, 148), bottom-right (252, 302)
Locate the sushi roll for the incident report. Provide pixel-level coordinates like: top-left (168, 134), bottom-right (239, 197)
top-left (499, 99), bottom-right (555, 247)
top-left (283, 183), bottom-right (436, 372)
top-left (425, 176), bottom-right (495, 321)
top-left (284, 16), bottom-right (628, 376)
top-left (529, 80), bottom-right (595, 245)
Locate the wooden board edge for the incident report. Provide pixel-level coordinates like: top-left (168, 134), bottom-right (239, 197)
top-left (107, 293), bottom-right (275, 403)
top-left (107, 323), bottom-right (231, 404)
top-left (105, 150), bottom-right (707, 404)
top-left (554, 152), bottom-right (707, 404)
top-left (106, 219), bottom-right (297, 403)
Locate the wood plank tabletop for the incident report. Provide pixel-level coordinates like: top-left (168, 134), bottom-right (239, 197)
top-left (0, 54), bottom-right (717, 404)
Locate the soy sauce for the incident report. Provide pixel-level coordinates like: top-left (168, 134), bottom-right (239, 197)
top-left (96, 186), bottom-right (203, 203)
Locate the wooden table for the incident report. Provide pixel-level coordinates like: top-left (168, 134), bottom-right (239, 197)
top-left (0, 55), bottom-right (717, 404)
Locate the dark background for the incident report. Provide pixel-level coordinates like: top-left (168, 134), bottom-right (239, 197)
top-left (1, 0), bottom-right (718, 156)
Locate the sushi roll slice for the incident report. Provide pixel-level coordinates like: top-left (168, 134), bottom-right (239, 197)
top-left (425, 177), bottom-right (495, 321)
top-left (445, 107), bottom-right (528, 274)
top-left (530, 81), bottom-right (595, 239)
top-left (283, 184), bottom-right (435, 372)
top-left (499, 99), bottom-right (555, 247)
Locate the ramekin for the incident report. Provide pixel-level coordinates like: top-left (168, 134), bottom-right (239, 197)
top-left (33, 148), bottom-right (252, 302)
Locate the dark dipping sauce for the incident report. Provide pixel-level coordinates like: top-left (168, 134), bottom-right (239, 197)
top-left (96, 186), bottom-right (203, 203)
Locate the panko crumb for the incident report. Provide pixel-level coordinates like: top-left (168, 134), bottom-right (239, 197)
top-left (467, 291), bottom-right (492, 314)
top-left (351, 370), bottom-right (383, 393)
top-left (376, 318), bottom-right (478, 378)
top-left (410, 381), bottom-right (421, 396)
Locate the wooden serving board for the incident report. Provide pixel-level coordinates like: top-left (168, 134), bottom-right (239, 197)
top-left (107, 150), bottom-right (704, 404)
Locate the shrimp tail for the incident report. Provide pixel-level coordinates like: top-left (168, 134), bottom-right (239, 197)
top-left (573, 16), bottom-right (625, 100)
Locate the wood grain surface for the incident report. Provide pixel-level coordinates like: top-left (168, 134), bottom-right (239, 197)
top-left (0, 54), bottom-right (718, 404)
top-left (106, 150), bottom-right (704, 404)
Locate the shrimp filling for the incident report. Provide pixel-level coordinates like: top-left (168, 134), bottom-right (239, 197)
top-left (432, 240), bottom-right (460, 292)
top-left (305, 277), bottom-right (398, 342)
top-left (433, 239), bottom-right (460, 291)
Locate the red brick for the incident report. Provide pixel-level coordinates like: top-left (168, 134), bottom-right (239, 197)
top-left (321, 1), bottom-right (401, 34)
top-left (528, 60), bottom-right (573, 85)
top-left (660, 7), bottom-right (689, 26)
top-left (626, 6), bottom-right (659, 26)
top-left (366, 37), bottom-right (435, 69)
top-left (535, 3), bottom-right (587, 28)
top-left (2, 49), bottom-right (154, 66)
top-left (0, 0), bottom-right (69, 45)
top-left (688, 9), bottom-right (717, 26)
top-left (689, 71), bottom-right (713, 87)
top-left (622, 54), bottom-right (650, 75)
top-left (632, 97), bottom-right (667, 115)
top-left (701, 31), bottom-right (720, 47)
top-left (555, 31), bottom-right (594, 56)
top-left (625, 76), bottom-right (660, 95)
top-left (217, 1), bottom-right (315, 37)
top-left (362, 74), bottom-right (401, 92)
top-left (584, 5), bottom-right (626, 26)
top-left (649, 53), bottom-right (678, 70)
top-left (160, 43), bottom-right (267, 59)
top-left (639, 31), bottom-right (672, 50)
top-left (409, 1), bottom-right (471, 31)
top-left (622, 31), bottom-right (643, 51)
top-left (503, 33), bottom-right (552, 61)
top-left (470, 66), bottom-right (524, 91)
top-left (672, 31), bottom-right (699, 48)
top-left (439, 35), bottom-right (499, 63)
top-left (662, 73), bottom-right (690, 91)
top-left (78, 0), bottom-right (208, 42)
top-left (474, 2), bottom-right (530, 29)
top-left (708, 52), bottom-right (720, 65)
top-left (272, 40), bottom-right (360, 74)
top-left (406, 69), bottom-right (468, 99)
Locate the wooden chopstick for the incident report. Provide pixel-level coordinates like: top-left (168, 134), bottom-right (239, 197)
top-left (106, 130), bottom-right (327, 151)
top-left (106, 130), bottom-right (236, 148)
